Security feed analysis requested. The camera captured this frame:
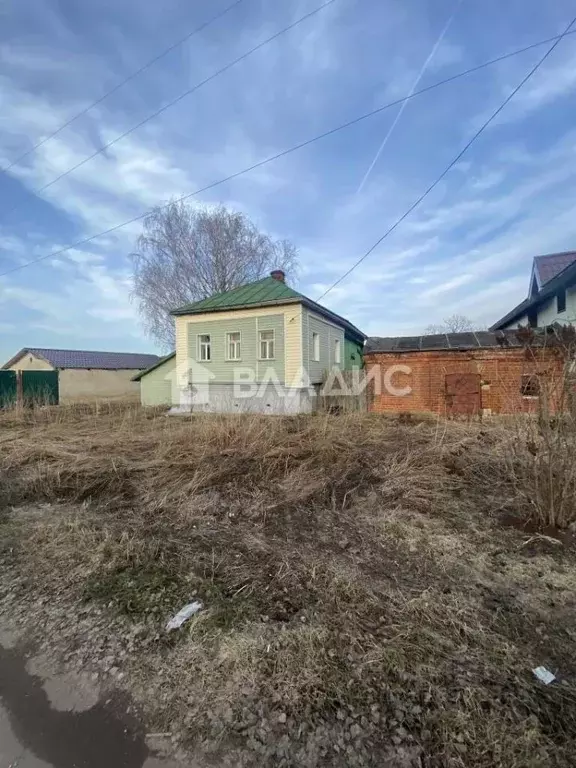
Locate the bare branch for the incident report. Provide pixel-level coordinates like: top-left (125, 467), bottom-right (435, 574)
top-left (130, 202), bottom-right (298, 349)
top-left (424, 314), bottom-right (484, 335)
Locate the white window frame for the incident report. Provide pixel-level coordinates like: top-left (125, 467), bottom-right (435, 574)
top-left (198, 334), bottom-right (211, 362)
top-left (259, 329), bottom-right (275, 360)
top-left (334, 338), bottom-right (341, 364)
top-left (226, 331), bottom-right (242, 361)
top-left (312, 331), bottom-right (320, 362)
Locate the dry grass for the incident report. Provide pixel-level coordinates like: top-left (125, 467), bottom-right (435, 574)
top-left (1, 403), bottom-right (576, 766)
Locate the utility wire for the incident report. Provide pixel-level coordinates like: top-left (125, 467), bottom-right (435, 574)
top-left (1, 27), bottom-right (576, 279)
top-left (0, 0), bottom-right (247, 176)
top-left (356, 0), bottom-right (464, 195)
top-left (1, 0), bottom-right (338, 219)
top-left (315, 15), bottom-right (576, 303)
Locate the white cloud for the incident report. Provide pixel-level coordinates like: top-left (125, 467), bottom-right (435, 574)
top-left (1, 0), bottom-right (576, 352)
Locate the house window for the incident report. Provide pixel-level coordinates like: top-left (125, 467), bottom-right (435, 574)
top-left (312, 332), bottom-right (320, 362)
top-left (334, 338), bottom-right (341, 364)
top-left (521, 374), bottom-right (540, 397)
top-left (557, 289), bottom-right (566, 313)
top-left (226, 332), bottom-right (241, 361)
top-left (259, 330), bottom-right (275, 359)
top-left (198, 334), bottom-right (211, 361)
top-left (528, 309), bottom-right (538, 328)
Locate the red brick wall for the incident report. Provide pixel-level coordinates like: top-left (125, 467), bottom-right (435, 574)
top-left (364, 348), bottom-right (563, 415)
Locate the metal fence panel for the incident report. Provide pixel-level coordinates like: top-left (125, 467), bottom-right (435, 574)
top-left (21, 370), bottom-right (59, 405)
top-left (0, 370), bottom-right (17, 408)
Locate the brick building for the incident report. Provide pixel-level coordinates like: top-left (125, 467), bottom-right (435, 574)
top-left (364, 330), bottom-right (564, 417)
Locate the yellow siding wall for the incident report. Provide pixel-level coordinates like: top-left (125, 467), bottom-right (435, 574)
top-left (8, 353), bottom-right (54, 371)
top-left (140, 357), bottom-right (176, 406)
top-left (284, 304), bottom-right (302, 386)
top-left (59, 369), bottom-right (141, 402)
top-left (175, 304), bottom-right (304, 388)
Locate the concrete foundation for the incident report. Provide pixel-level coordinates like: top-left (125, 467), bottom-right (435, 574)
top-left (169, 383), bottom-right (318, 415)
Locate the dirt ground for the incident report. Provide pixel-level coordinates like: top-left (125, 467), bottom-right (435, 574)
top-left (1, 404), bottom-right (576, 767)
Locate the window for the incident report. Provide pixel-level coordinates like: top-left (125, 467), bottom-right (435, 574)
top-left (334, 338), bottom-right (341, 364)
top-left (259, 329), bottom-right (275, 359)
top-left (528, 309), bottom-right (538, 328)
top-left (312, 332), bottom-right (320, 362)
top-left (198, 334), bottom-right (211, 361)
top-left (521, 374), bottom-right (540, 397)
top-left (226, 331), bottom-right (241, 361)
top-left (557, 289), bottom-right (566, 313)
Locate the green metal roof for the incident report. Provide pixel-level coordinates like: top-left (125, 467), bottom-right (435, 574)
top-left (171, 277), bottom-right (302, 314)
top-left (171, 276), bottom-right (366, 342)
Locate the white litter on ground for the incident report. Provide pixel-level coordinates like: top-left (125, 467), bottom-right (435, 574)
top-left (165, 601), bottom-right (203, 631)
top-left (533, 666), bottom-right (556, 685)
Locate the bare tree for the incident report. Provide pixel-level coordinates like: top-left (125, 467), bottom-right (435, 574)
top-left (424, 314), bottom-right (482, 335)
top-left (131, 201), bottom-right (298, 348)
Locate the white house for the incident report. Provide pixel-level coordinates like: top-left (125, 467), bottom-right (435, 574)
top-left (491, 251), bottom-right (576, 330)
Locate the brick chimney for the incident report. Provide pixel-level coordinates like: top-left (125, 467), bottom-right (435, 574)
top-left (270, 269), bottom-right (285, 283)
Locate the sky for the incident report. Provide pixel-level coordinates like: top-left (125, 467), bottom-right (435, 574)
top-left (1, 0), bottom-right (576, 359)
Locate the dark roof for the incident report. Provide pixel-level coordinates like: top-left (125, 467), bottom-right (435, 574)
top-left (3, 348), bottom-right (160, 371)
top-left (365, 330), bottom-right (528, 354)
top-left (132, 352), bottom-right (176, 381)
top-left (534, 251), bottom-right (576, 286)
top-left (171, 276), bottom-right (366, 342)
top-left (491, 257), bottom-right (576, 330)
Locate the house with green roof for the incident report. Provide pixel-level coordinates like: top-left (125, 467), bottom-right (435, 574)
top-left (147, 269), bottom-right (365, 413)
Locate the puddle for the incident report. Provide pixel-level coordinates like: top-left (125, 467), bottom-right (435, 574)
top-left (0, 642), bottom-right (150, 768)
top-left (26, 654), bottom-right (100, 713)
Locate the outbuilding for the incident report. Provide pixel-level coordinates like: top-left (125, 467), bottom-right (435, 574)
top-left (2, 348), bottom-right (160, 403)
top-left (132, 353), bottom-right (176, 407)
top-left (364, 330), bottom-right (564, 417)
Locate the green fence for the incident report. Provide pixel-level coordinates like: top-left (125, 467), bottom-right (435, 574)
top-left (0, 370), bottom-right (17, 408)
top-left (22, 371), bottom-right (59, 405)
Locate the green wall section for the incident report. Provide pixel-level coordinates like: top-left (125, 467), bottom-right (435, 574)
top-left (186, 314), bottom-right (285, 383)
top-left (344, 338), bottom-right (364, 370)
top-left (140, 355), bottom-right (175, 406)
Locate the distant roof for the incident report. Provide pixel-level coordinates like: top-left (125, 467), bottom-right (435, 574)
top-left (365, 330), bottom-right (528, 354)
top-left (3, 348), bottom-right (160, 371)
top-left (171, 275), bottom-right (366, 342)
top-left (132, 352), bottom-right (176, 381)
top-left (534, 251), bottom-right (576, 286)
top-left (491, 256), bottom-right (576, 330)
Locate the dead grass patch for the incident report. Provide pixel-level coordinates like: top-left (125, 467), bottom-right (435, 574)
top-left (1, 404), bottom-right (576, 766)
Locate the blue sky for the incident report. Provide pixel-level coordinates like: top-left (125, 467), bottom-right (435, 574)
top-left (1, 0), bottom-right (576, 358)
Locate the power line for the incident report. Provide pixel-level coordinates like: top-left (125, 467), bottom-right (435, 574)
top-left (2, 0), bottom-right (338, 219)
top-left (1, 0), bottom-right (247, 176)
top-left (315, 15), bottom-right (576, 303)
top-left (356, 0), bottom-right (464, 195)
top-left (1, 27), bottom-right (575, 279)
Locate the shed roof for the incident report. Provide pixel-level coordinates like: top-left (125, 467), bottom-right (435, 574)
top-left (2, 348), bottom-right (160, 371)
top-left (132, 352), bottom-right (176, 381)
top-left (365, 330), bottom-right (528, 354)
